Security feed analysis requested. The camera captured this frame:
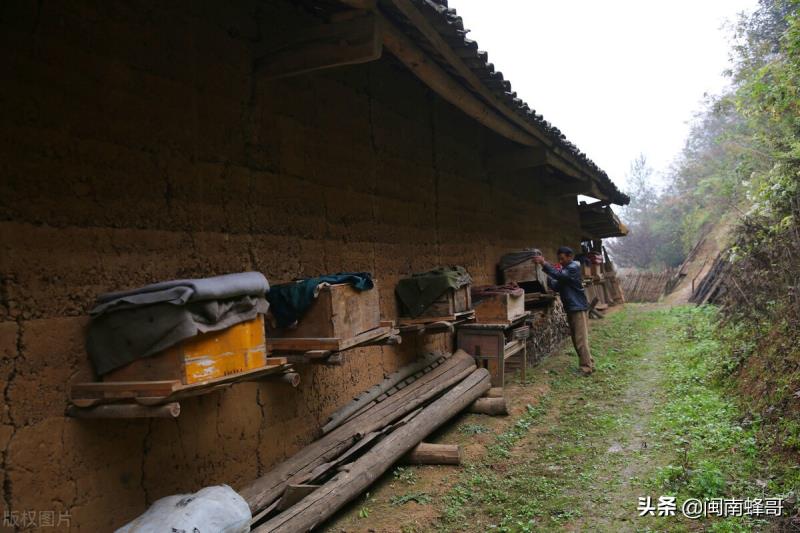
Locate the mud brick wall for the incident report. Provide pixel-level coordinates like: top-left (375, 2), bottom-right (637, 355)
top-left (0, 1), bottom-right (581, 530)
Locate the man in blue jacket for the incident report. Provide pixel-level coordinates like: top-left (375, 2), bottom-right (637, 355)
top-left (533, 246), bottom-right (595, 375)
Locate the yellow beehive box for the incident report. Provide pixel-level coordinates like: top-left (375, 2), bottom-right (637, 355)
top-left (104, 315), bottom-right (267, 385)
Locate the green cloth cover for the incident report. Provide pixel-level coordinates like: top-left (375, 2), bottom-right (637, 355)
top-left (395, 266), bottom-right (472, 318)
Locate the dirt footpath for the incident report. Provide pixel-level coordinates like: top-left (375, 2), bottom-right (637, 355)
top-left (325, 305), bottom-right (693, 532)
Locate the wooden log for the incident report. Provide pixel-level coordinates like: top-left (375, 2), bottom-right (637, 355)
top-left (276, 484), bottom-right (320, 512)
top-left (263, 372), bottom-right (301, 388)
top-left (66, 402), bottom-right (181, 419)
top-left (403, 443), bottom-right (461, 465)
top-left (253, 368), bottom-right (491, 532)
top-left (468, 397), bottom-right (508, 416)
top-left (321, 352), bottom-right (445, 434)
top-left (240, 351), bottom-right (477, 513)
top-left (483, 387), bottom-right (504, 398)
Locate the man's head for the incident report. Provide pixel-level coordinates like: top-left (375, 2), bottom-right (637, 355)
top-left (556, 246), bottom-right (574, 267)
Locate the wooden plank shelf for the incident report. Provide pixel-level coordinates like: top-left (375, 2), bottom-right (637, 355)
top-left (398, 310), bottom-right (475, 327)
top-left (68, 358), bottom-right (292, 416)
top-left (270, 324), bottom-right (401, 366)
top-left (457, 311), bottom-right (529, 331)
top-left (266, 325), bottom-right (397, 353)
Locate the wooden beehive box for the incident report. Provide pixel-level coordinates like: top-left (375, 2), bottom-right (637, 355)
top-left (104, 315), bottom-right (268, 386)
top-left (473, 292), bottom-right (526, 325)
top-left (272, 283), bottom-right (381, 340)
top-left (501, 259), bottom-right (537, 284)
top-left (413, 285), bottom-right (472, 319)
top-left (502, 259), bottom-right (549, 293)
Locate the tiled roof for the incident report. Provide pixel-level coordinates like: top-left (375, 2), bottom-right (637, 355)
top-left (384, 0), bottom-right (629, 205)
top-left (579, 201), bottom-right (629, 239)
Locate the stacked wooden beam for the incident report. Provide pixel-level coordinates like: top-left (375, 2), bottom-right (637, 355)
top-left (240, 350), bottom-right (491, 531)
top-left (689, 253), bottom-right (730, 304)
top-left (619, 269), bottom-right (676, 302)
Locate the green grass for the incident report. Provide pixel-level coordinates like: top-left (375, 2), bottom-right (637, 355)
top-left (437, 308), bottom-right (658, 532)
top-left (642, 305), bottom-right (791, 532)
top-left (390, 491), bottom-right (433, 506)
top-left (431, 305), bottom-right (798, 532)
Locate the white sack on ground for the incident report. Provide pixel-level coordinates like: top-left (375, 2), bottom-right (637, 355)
top-left (115, 484), bottom-right (250, 533)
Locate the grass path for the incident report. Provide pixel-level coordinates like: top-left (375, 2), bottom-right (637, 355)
top-left (327, 305), bottom-right (779, 533)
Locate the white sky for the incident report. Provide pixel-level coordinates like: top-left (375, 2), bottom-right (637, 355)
top-left (449, 0), bottom-right (759, 190)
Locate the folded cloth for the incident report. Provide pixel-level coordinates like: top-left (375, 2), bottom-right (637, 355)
top-left (87, 272), bottom-right (270, 376)
top-left (498, 249), bottom-right (543, 271)
top-left (91, 272), bottom-right (269, 315)
top-left (267, 273), bottom-right (374, 329)
top-left (471, 283), bottom-right (525, 302)
top-left (395, 266), bottom-right (472, 318)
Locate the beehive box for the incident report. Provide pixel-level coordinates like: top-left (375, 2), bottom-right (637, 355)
top-left (502, 259), bottom-right (550, 291)
top-left (411, 285), bottom-right (472, 318)
top-left (473, 291), bottom-right (526, 324)
top-left (104, 315), bottom-right (268, 385)
top-left (501, 259), bottom-right (537, 284)
top-left (272, 283), bottom-right (381, 340)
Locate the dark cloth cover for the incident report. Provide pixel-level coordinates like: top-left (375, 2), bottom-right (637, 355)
top-left (395, 266), bottom-right (472, 318)
top-left (91, 272), bottom-right (269, 314)
top-left (498, 249), bottom-right (542, 271)
top-left (471, 283), bottom-right (524, 302)
top-left (87, 272), bottom-right (269, 376)
top-left (542, 261), bottom-right (589, 312)
top-left (267, 273), bottom-right (374, 329)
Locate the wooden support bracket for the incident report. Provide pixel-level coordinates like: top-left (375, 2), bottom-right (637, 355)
top-left (66, 402), bottom-right (181, 419)
top-left (255, 12), bottom-right (382, 79)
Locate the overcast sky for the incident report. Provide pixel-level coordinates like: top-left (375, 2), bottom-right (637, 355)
top-left (449, 0), bottom-right (759, 191)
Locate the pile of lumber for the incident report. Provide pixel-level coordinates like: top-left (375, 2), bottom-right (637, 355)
top-left (240, 350), bottom-right (492, 532)
top-left (618, 268), bottom-right (675, 302)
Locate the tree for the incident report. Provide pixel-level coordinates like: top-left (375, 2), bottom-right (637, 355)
top-left (608, 155), bottom-right (662, 269)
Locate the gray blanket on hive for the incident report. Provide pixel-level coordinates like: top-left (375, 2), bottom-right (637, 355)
top-left (87, 272), bottom-right (269, 376)
top-left (498, 248), bottom-right (542, 271)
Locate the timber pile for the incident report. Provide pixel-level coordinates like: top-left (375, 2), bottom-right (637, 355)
top-left (689, 252), bottom-right (730, 304)
top-left (618, 269), bottom-right (675, 302)
top-left (525, 300), bottom-right (570, 363)
top-left (240, 350), bottom-right (490, 532)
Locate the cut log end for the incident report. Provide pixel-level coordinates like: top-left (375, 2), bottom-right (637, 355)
top-left (404, 442), bottom-right (461, 465)
top-left (468, 396), bottom-right (508, 416)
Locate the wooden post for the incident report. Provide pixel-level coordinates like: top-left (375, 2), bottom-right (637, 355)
top-left (403, 443), bottom-right (462, 465)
